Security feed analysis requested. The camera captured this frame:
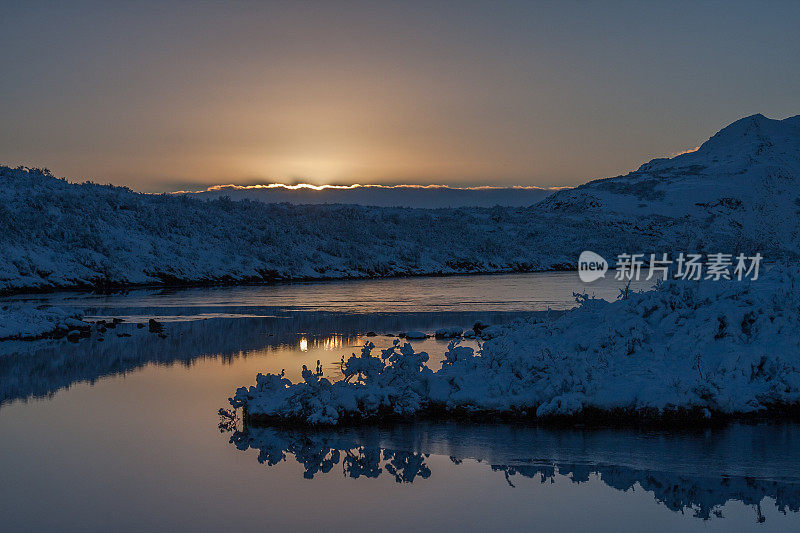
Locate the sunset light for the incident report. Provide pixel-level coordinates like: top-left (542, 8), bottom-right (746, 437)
top-left (2, 2), bottom-right (799, 532)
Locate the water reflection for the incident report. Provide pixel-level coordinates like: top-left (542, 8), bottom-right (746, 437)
top-left (224, 421), bottom-right (800, 523)
top-left (0, 310), bottom-right (535, 406)
top-left (5, 271), bottom-right (653, 315)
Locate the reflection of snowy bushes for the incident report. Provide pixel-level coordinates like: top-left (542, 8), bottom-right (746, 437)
top-left (229, 426), bottom-right (431, 482)
top-left (224, 422), bottom-right (800, 522)
top-left (494, 462), bottom-right (800, 521)
top-left (232, 266), bottom-right (800, 423)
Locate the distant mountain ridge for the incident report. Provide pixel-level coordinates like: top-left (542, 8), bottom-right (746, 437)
top-left (181, 184), bottom-right (555, 208)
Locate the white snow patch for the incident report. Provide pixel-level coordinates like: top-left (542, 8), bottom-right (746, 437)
top-left (0, 304), bottom-right (88, 341)
top-left (434, 327), bottom-right (463, 338)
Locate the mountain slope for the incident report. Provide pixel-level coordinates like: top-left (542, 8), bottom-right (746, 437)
top-left (540, 114), bottom-right (800, 251)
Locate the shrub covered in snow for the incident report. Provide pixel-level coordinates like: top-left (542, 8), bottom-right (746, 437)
top-left (0, 304), bottom-right (88, 341)
top-left (231, 265), bottom-right (800, 424)
top-left (230, 341), bottom-right (435, 424)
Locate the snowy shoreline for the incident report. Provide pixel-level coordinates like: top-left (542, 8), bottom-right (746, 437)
top-left (0, 166), bottom-right (629, 295)
top-left (0, 263), bottom-right (577, 298)
top-left (0, 305), bottom-right (90, 342)
top-left (239, 403), bottom-right (800, 428)
top-left (230, 265), bottom-right (800, 426)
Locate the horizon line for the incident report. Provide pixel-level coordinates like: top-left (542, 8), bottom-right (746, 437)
top-left (171, 183), bottom-right (572, 194)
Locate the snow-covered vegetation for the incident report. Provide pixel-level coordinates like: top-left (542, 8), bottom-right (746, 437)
top-left (0, 304), bottom-right (87, 341)
top-left (2, 114), bottom-right (798, 294)
top-left (0, 165), bottom-right (666, 294)
top-left (230, 265), bottom-right (800, 423)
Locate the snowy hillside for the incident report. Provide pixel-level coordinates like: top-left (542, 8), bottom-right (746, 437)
top-left (541, 114), bottom-right (800, 251)
top-left (0, 167), bottom-right (679, 294)
top-left (0, 114), bottom-right (798, 294)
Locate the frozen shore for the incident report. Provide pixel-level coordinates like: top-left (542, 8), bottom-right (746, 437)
top-left (0, 304), bottom-right (89, 341)
top-left (230, 265), bottom-right (800, 424)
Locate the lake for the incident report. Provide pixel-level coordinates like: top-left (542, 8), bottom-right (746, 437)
top-left (1, 272), bottom-right (797, 532)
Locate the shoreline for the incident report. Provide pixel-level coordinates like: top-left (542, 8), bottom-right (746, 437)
top-left (0, 263), bottom-right (577, 298)
top-left (241, 403), bottom-right (800, 430)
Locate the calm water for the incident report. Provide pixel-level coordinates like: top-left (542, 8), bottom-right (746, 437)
top-left (1, 272), bottom-right (798, 532)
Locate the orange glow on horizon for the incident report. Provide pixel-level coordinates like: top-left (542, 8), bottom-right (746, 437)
top-left (171, 183), bottom-right (562, 194)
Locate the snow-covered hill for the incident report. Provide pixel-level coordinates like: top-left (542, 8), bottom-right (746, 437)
top-left (0, 166), bottom-right (661, 294)
top-left (541, 114), bottom-right (800, 251)
top-left (0, 113), bottom-right (797, 294)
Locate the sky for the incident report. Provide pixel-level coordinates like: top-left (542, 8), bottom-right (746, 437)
top-left (1, 0), bottom-right (799, 192)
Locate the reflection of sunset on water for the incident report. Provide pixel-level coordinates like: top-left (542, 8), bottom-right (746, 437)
top-left (297, 335), bottom-right (346, 353)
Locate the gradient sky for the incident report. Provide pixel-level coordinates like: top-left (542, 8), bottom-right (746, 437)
top-left (2, 0), bottom-right (799, 192)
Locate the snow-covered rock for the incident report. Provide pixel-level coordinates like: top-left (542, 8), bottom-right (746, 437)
top-left (434, 327), bottom-right (462, 338)
top-left (231, 265), bottom-right (800, 424)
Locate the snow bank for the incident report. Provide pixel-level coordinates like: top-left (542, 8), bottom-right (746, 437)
top-left (0, 304), bottom-right (88, 341)
top-left (540, 114), bottom-right (800, 256)
top-left (230, 265), bottom-right (800, 424)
